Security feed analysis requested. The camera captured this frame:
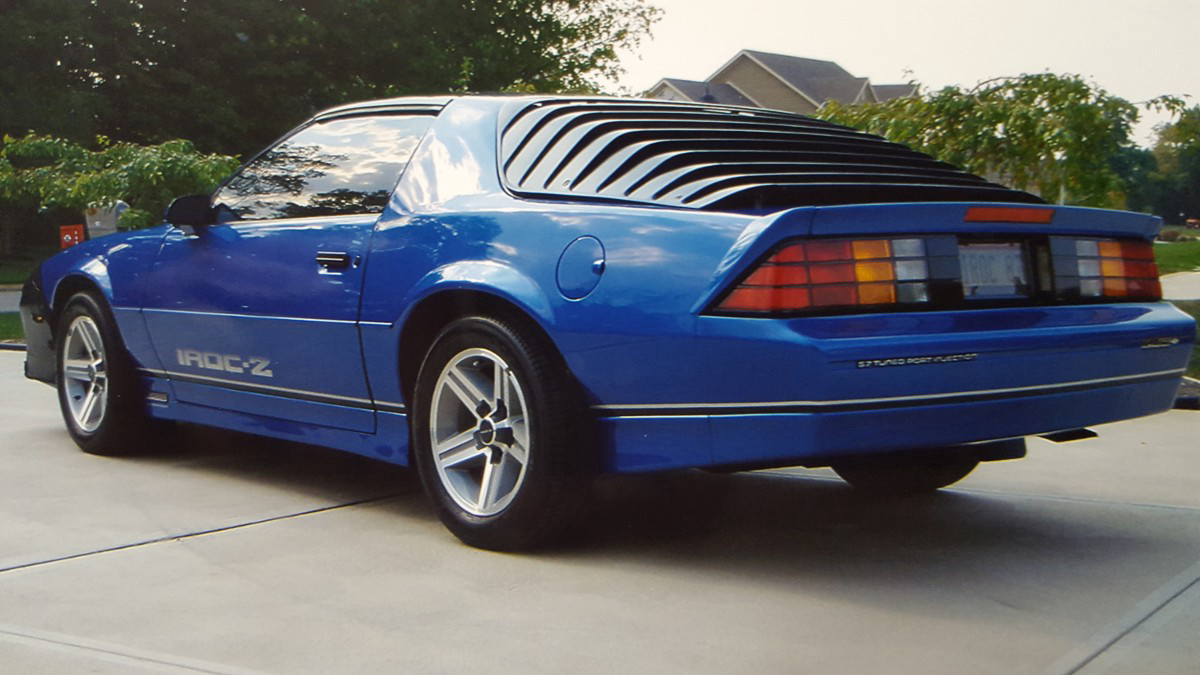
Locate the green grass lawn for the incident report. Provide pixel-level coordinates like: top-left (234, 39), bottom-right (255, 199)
top-left (0, 260), bottom-right (35, 285)
top-left (1155, 240), bottom-right (1200, 275)
top-left (0, 312), bottom-right (21, 342)
top-left (1, 245), bottom-right (59, 285)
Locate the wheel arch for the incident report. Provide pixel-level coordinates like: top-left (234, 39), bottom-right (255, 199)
top-left (48, 274), bottom-right (114, 340)
top-left (395, 288), bottom-right (563, 406)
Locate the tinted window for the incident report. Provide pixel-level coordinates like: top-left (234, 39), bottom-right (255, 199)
top-left (216, 115), bottom-right (434, 220)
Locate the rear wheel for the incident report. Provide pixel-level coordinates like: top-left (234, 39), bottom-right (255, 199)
top-left (56, 293), bottom-right (152, 455)
top-left (831, 448), bottom-right (979, 496)
top-left (412, 316), bottom-right (588, 551)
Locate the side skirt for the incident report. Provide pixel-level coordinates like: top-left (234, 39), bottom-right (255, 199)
top-left (141, 376), bottom-right (412, 465)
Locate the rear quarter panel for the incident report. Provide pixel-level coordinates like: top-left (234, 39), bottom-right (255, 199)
top-left (359, 98), bottom-right (757, 409)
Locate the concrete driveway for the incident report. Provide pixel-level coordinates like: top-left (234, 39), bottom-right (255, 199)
top-left (1, 350), bottom-right (1198, 674)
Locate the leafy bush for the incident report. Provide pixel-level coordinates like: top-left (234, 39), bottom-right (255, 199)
top-left (0, 134), bottom-right (240, 230)
top-left (1158, 228), bottom-right (1198, 243)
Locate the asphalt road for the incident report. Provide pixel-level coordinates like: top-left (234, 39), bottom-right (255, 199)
top-left (1, 350), bottom-right (1199, 674)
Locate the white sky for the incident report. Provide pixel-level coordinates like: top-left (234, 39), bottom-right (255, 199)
top-left (615, 0), bottom-right (1199, 146)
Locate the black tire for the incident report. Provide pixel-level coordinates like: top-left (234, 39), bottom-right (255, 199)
top-left (831, 447), bottom-right (979, 496)
top-left (412, 315), bottom-right (589, 551)
top-left (55, 292), bottom-right (153, 455)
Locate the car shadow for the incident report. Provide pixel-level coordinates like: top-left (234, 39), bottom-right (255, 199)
top-left (551, 468), bottom-right (1180, 590)
top-left (123, 422), bottom-right (426, 509)
top-left (107, 426), bottom-right (1180, 589)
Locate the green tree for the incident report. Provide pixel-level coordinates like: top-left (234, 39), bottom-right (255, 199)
top-left (1111, 145), bottom-right (1161, 215)
top-left (0, 133), bottom-right (241, 233)
top-left (1150, 106), bottom-right (1200, 223)
top-left (818, 73), bottom-right (1183, 208)
top-left (0, 0), bottom-right (661, 155)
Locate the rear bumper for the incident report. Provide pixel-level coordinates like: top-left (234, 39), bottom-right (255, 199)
top-left (598, 370), bottom-right (1182, 472)
top-left (594, 302), bottom-right (1194, 472)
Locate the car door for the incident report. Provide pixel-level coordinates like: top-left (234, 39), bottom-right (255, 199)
top-left (142, 113), bottom-right (436, 432)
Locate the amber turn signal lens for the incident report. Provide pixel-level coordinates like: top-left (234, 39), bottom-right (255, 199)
top-left (1071, 238), bottom-right (1160, 301)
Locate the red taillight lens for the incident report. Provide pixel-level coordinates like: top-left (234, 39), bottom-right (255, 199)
top-left (1072, 238), bottom-right (1161, 300)
top-left (716, 238), bottom-right (932, 313)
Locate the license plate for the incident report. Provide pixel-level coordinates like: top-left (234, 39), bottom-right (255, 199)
top-left (959, 242), bottom-right (1028, 297)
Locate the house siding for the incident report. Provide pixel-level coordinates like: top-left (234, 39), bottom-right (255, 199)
top-left (648, 83), bottom-right (683, 101)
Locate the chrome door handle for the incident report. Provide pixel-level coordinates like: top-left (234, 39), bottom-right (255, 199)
top-left (316, 251), bottom-right (351, 269)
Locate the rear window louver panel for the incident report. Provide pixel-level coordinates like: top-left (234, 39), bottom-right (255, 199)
top-left (499, 100), bottom-right (1044, 211)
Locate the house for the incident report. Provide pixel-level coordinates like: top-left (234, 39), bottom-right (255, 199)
top-left (647, 50), bottom-right (916, 114)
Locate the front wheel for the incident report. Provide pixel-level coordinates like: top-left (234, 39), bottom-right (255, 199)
top-left (831, 448), bottom-right (979, 496)
top-left (412, 316), bottom-right (588, 551)
top-left (56, 292), bottom-right (153, 455)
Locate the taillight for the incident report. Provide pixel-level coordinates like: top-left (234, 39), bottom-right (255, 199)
top-left (1052, 237), bottom-right (1161, 300)
top-left (716, 237), bottom-right (934, 313)
top-left (715, 234), bottom-right (1164, 316)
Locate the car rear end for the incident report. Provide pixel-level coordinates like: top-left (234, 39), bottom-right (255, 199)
top-left (692, 202), bottom-right (1193, 468)
top-left (496, 97), bottom-right (1194, 471)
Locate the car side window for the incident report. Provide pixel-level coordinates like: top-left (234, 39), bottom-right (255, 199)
top-left (215, 114), bottom-right (434, 221)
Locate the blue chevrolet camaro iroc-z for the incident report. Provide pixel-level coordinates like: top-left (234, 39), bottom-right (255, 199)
top-left (20, 96), bottom-right (1196, 549)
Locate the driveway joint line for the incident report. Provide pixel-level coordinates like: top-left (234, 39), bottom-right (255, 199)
top-left (0, 623), bottom-right (269, 674)
top-left (0, 493), bottom-right (403, 575)
top-left (1047, 559), bottom-right (1200, 675)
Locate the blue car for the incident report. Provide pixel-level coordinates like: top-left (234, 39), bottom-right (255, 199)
top-left (20, 96), bottom-right (1195, 549)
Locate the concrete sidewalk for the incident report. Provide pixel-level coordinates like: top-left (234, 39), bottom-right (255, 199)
top-left (1, 350), bottom-right (1199, 673)
top-left (0, 288), bottom-right (18, 313)
top-left (1162, 271), bottom-right (1200, 301)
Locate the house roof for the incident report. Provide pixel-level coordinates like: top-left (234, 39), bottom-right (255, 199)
top-left (650, 50), bottom-right (916, 111)
top-left (805, 76), bottom-right (870, 105)
top-left (739, 51), bottom-right (855, 85)
top-left (656, 79), bottom-right (755, 107)
top-left (871, 83), bottom-right (919, 102)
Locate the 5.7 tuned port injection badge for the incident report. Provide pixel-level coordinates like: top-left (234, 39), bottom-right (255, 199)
top-left (857, 353), bottom-right (979, 369)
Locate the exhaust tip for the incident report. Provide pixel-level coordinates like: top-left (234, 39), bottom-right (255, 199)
top-left (1038, 428), bottom-right (1099, 443)
top-left (1174, 395), bottom-right (1200, 411)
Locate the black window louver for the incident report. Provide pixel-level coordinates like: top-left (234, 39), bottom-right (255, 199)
top-left (499, 99), bottom-right (1044, 211)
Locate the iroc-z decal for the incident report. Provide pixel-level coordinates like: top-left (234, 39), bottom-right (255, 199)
top-left (176, 348), bottom-right (274, 378)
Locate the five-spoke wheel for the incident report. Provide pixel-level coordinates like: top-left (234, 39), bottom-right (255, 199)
top-left (430, 347), bottom-right (531, 517)
top-left (413, 316), bottom-right (588, 551)
top-left (55, 292), bottom-right (153, 455)
top-left (61, 314), bottom-right (108, 433)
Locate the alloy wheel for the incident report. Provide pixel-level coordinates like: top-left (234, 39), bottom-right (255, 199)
top-left (429, 348), bottom-right (531, 516)
top-left (61, 315), bottom-right (108, 433)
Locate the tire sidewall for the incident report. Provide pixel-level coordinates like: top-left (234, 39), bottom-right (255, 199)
top-left (412, 316), bottom-right (580, 549)
top-left (55, 292), bottom-right (143, 454)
